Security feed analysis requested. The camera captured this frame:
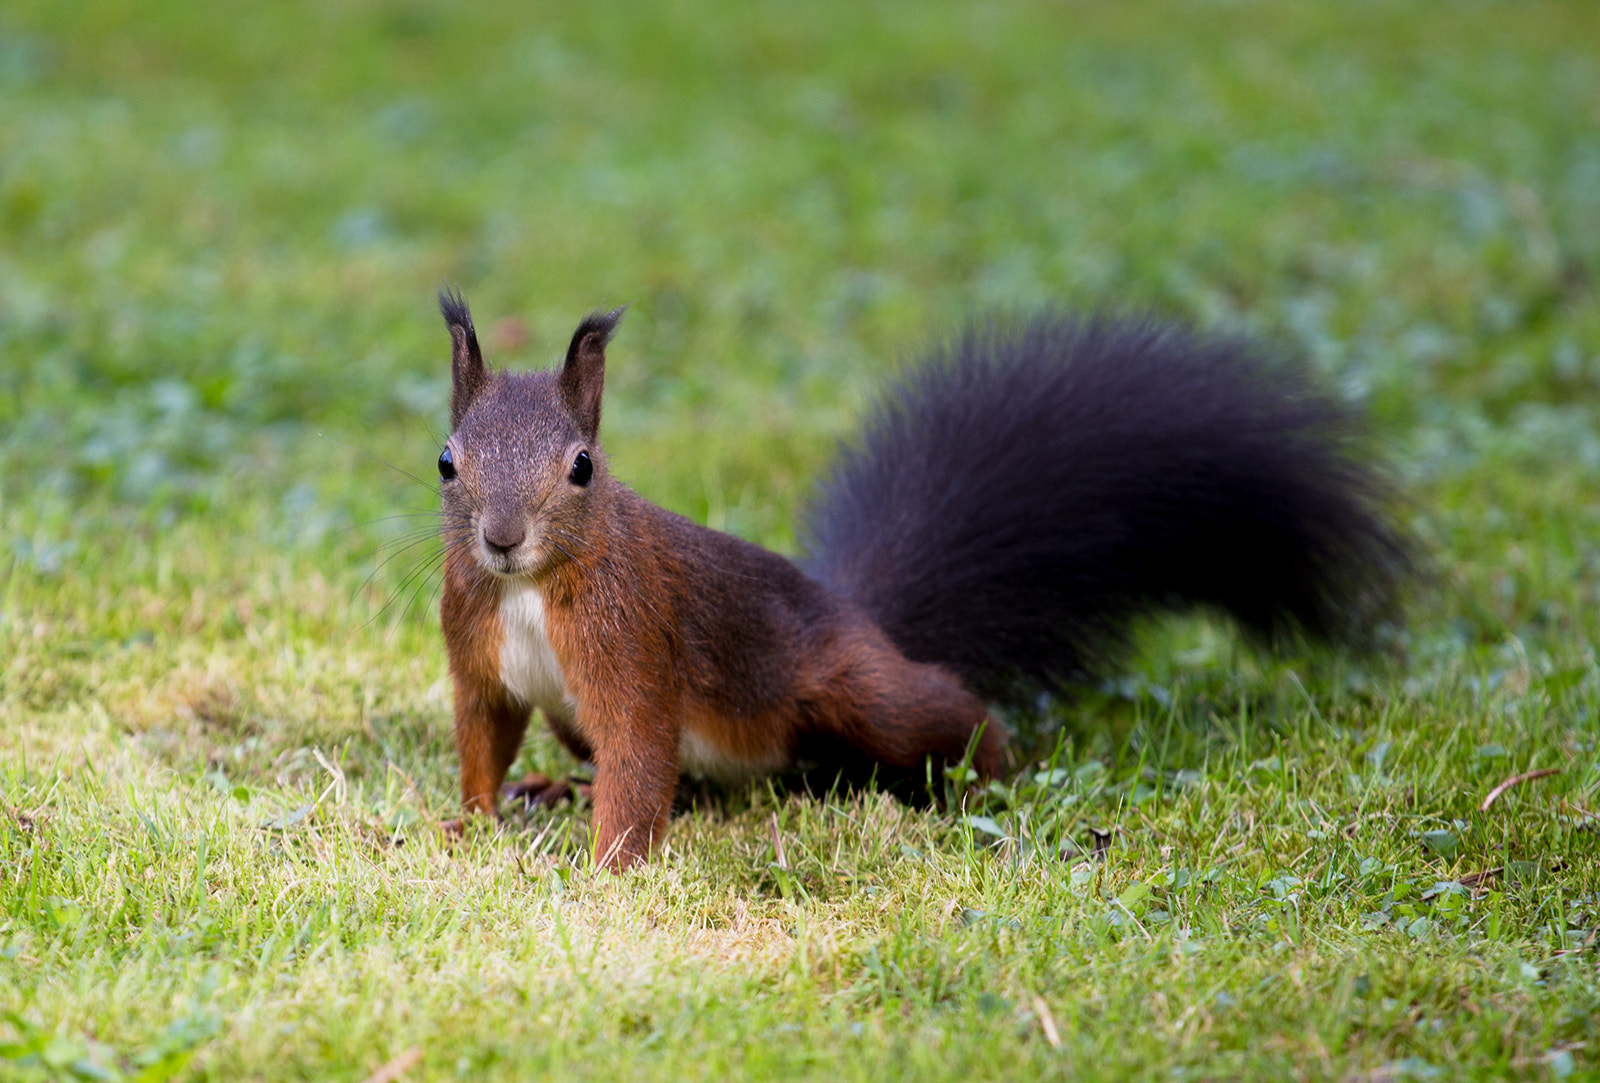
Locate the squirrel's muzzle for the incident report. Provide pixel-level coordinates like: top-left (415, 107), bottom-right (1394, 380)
top-left (481, 517), bottom-right (527, 557)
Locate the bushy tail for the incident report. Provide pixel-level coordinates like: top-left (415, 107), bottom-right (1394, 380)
top-left (801, 313), bottom-right (1411, 705)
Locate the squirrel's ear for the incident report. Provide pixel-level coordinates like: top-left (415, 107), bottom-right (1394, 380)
top-left (440, 287), bottom-right (488, 430)
top-left (560, 306), bottom-right (626, 442)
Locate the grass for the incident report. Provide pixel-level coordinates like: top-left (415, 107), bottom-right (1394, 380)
top-left (2, 0), bottom-right (1599, 1078)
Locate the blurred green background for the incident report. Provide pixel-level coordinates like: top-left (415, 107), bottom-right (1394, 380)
top-left (4, 0), bottom-right (1596, 565)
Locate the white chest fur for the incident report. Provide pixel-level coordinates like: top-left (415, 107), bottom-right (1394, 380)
top-left (497, 582), bottom-right (570, 715)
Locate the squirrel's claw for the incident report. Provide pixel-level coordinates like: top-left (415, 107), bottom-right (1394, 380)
top-left (503, 772), bottom-right (591, 810)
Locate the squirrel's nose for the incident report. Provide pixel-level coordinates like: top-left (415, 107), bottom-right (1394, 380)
top-left (482, 519), bottom-right (526, 556)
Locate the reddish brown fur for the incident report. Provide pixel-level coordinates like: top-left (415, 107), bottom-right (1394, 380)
top-left (436, 296), bottom-right (1005, 871)
top-left (439, 549), bottom-right (527, 818)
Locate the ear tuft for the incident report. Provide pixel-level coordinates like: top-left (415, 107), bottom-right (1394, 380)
top-left (560, 306), bottom-right (626, 441)
top-left (440, 286), bottom-right (490, 429)
top-left (439, 286), bottom-right (474, 333)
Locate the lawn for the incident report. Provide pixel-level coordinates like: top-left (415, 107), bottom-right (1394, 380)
top-left (2, 0), bottom-right (1599, 1078)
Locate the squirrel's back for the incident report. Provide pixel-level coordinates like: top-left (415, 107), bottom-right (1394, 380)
top-left (802, 313), bottom-right (1411, 704)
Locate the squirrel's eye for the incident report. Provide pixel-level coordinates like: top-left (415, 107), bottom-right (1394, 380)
top-left (569, 450), bottom-right (593, 487)
top-left (438, 447), bottom-right (456, 481)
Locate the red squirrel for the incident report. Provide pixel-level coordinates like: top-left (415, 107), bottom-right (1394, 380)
top-left (434, 290), bottom-right (1408, 870)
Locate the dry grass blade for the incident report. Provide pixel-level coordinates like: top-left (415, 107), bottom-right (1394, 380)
top-left (1480, 768), bottom-right (1562, 812)
top-left (1032, 995), bottom-right (1062, 1049)
top-left (359, 1047), bottom-right (423, 1083)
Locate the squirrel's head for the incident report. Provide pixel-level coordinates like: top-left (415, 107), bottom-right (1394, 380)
top-left (435, 289), bottom-right (626, 579)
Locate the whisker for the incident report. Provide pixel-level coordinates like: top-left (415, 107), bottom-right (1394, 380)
top-left (354, 532), bottom-right (448, 602)
top-left (367, 548), bottom-right (447, 631)
top-left (318, 431), bottom-right (441, 493)
top-left (403, 558), bottom-right (453, 632)
top-left (386, 558), bottom-right (449, 644)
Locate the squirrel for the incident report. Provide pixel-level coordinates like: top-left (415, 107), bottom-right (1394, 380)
top-left (433, 290), bottom-right (1410, 870)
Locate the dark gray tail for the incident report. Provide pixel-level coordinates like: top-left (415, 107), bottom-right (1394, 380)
top-left (801, 313), bottom-right (1411, 704)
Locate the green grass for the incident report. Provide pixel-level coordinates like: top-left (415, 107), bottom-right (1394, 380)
top-left (3, 0), bottom-right (1599, 1078)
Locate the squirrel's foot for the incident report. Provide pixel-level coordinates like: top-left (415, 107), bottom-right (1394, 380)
top-left (503, 771), bottom-right (592, 811)
top-left (440, 813), bottom-right (512, 843)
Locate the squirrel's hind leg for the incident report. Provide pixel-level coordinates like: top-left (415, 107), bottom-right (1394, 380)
top-left (501, 706), bottom-right (595, 809)
top-left (502, 772), bottom-right (593, 809)
top-left (805, 628), bottom-right (1007, 780)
